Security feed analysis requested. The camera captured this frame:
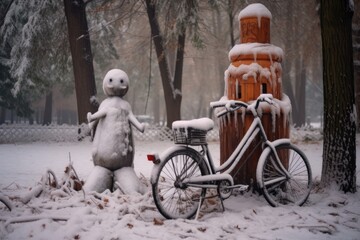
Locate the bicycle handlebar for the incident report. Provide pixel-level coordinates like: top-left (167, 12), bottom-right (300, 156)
top-left (210, 94), bottom-right (274, 118)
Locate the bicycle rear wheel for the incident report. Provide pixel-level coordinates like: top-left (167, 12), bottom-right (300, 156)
top-left (260, 143), bottom-right (312, 207)
top-left (152, 148), bottom-right (208, 219)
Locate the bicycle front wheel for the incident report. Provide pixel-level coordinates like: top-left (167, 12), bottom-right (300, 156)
top-left (260, 143), bottom-right (312, 207)
top-left (152, 148), bottom-right (208, 219)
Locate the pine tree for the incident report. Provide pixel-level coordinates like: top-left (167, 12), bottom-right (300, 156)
top-left (0, 0), bottom-right (73, 120)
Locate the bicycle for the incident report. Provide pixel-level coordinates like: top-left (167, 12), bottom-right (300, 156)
top-left (147, 94), bottom-right (312, 219)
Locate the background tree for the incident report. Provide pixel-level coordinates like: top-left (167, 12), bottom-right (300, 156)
top-left (353, 0), bottom-right (360, 132)
top-left (145, 0), bottom-right (203, 128)
top-left (63, 0), bottom-right (98, 125)
top-left (320, 0), bottom-right (356, 192)
top-left (0, 0), bottom-right (73, 124)
top-left (268, 0), bottom-right (321, 127)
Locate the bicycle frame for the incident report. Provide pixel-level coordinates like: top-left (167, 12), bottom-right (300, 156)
top-left (202, 115), bottom-right (264, 173)
top-left (197, 114), bottom-right (291, 185)
top-left (149, 94), bottom-right (292, 189)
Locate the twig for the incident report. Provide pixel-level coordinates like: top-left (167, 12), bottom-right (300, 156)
top-left (4, 215), bottom-right (69, 227)
top-left (2, 182), bottom-right (21, 190)
top-left (344, 209), bottom-right (360, 216)
top-left (114, 181), bottom-right (126, 195)
top-left (296, 225), bottom-right (336, 234)
top-left (46, 169), bottom-right (59, 188)
top-left (68, 153), bottom-right (85, 199)
top-left (308, 214), bottom-right (338, 233)
top-left (20, 168), bottom-right (60, 204)
top-left (0, 194), bottom-right (12, 211)
top-left (90, 197), bottom-right (104, 210)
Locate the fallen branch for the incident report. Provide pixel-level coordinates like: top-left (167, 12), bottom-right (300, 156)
top-left (20, 185), bottom-right (43, 204)
top-left (67, 154), bottom-right (85, 199)
top-left (296, 225), bottom-right (337, 235)
top-left (3, 215), bottom-right (69, 227)
top-left (2, 182), bottom-right (21, 190)
top-left (20, 168), bottom-right (59, 204)
top-left (0, 194), bottom-right (13, 211)
top-left (20, 161), bottom-right (86, 204)
top-left (46, 169), bottom-right (59, 188)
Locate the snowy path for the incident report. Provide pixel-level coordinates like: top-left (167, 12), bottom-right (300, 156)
top-left (0, 139), bottom-right (359, 239)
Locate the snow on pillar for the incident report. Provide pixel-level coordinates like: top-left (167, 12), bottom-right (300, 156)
top-left (220, 3), bottom-right (291, 187)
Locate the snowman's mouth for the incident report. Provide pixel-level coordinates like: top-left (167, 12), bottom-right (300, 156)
top-left (111, 87), bottom-right (128, 97)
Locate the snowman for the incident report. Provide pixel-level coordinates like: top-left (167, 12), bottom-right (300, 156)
top-left (83, 69), bottom-right (146, 194)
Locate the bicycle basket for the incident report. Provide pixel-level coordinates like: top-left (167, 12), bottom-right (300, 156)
top-left (173, 128), bottom-right (207, 145)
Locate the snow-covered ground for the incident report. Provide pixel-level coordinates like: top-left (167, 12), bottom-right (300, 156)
top-left (0, 134), bottom-right (359, 240)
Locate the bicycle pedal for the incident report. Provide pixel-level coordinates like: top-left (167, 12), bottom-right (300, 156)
top-left (233, 184), bottom-right (249, 192)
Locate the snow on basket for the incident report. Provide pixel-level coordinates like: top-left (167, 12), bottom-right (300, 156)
top-left (172, 118), bottom-right (214, 145)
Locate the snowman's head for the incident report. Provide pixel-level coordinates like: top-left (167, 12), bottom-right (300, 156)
top-left (102, 69), bottom-right (129, 97)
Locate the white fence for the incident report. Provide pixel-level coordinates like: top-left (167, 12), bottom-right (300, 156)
top-left (0, 123), bottom-right (322, 144)
top-left (0, 124), bottom-right (220, 143)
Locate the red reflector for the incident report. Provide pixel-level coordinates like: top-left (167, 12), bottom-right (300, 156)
top-left (147, 154), bottom-right (156, 161)
top-left (147, 154), bottom-right (160, 164)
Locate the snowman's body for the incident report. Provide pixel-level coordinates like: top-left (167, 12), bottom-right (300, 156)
top-left (92, 97), bottom-right (134, 170)
top-left (84, 69), bottom-right (145, 194)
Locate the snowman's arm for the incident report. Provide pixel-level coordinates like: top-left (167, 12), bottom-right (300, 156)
top-left (88, 120), bottom-right (97, 131)
top-left (87, 109), bottom-right (107, 122)
top-left (128, 112), bottom-right (145, 133)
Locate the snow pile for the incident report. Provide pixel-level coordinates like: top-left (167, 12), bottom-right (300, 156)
top-left (226, 63), bottom-right (271, 82)
top-left (238, 3), bottom-right (272, 23)
top-left (290, 126), bottom-right (324, 143)
top-left (0, 138), bottom-right (359, 239)
top-left (228, 43), bottom-right (284, 62)
top-left (172, 118), bottom-right (214, 131)
top-left (1, 176), bottom-right (359, 239)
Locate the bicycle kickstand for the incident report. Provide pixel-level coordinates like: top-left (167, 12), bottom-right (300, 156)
top-left (195, 195), bottom-right (204, 220)
top-left (216, 186), bottom-right (226, 212)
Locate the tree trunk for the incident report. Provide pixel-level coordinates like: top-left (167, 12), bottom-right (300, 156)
top-left (320, 0), bottom-right (356, 193)
top-left (281, 0), bottom-right (296, 125)
top-left (213, 7), bottom-right (226, 98)
top-left (293, 57), bottom-right (306, 126)
top-left (145, 0), bottom-right (182, 128)
top-left (43, 91), bottom-right (52, 125)
top-left (153, 76), bottom-right (160, 125)
top-left (227, 0), bottom-right (235, 47)
top-left (63, 0), bottom-right (97, 125)
top-left (0, 107), bottom-right (5, 124)
top-left (353, 4), bottom-right (360, 132)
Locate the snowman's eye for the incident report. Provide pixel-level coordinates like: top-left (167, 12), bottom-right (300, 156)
top-left (109, 78), bottom-right (113, 82)
top-left (120, 79), bottom-right (124, 84)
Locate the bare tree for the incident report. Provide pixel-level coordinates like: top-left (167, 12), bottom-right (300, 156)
top-left (145, 0), bottom-right (183, 128)
top-left (63, 0), bottom-right (97, 125)
top-left (353, 0), bottom-right (360, 131)
top-left (320, 0), bottom-right (356, 192)
top-left (269, 0), bottom-right (320, 127)
top-left (43, 91), bottom-right (52, 125)
top-left (144, 0), bottom-right (203, 128)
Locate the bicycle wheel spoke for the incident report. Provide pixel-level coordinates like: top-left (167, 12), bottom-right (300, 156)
top-left (180, 158), bottom-right (197, 180)
top-left (152, 149), bottom-right (207, 219)
top-left (261, 143), bottom-right (312, 207)
top-left (263, 176), bottom-right (287, 187)
top-left (163, 165), bottom-right (176, 181)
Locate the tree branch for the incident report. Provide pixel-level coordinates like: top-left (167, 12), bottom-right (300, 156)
top-left (0, 0), bottom-right (15, 27)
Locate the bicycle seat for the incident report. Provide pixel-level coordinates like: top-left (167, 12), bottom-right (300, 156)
top-left (172, 118), bottom-right (214, 132)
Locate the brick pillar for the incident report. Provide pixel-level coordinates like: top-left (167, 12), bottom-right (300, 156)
top-left (219, 3), bottom-right (291, 187)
